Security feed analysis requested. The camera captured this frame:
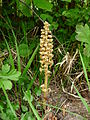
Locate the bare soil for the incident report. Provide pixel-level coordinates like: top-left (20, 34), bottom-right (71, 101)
top-left (46, 81), bottom-right (90, 120)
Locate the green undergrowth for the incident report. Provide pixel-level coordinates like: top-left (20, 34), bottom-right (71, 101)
top-left (0, 0), bottom-right (90, 119)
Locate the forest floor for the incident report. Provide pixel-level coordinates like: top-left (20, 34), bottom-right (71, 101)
top-left (43, 80), bottom-right (90, 120)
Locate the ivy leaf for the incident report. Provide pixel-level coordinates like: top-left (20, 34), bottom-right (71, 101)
top-left (33, 0), bottom-right (53, 11)
top-left (75, 24), bottom-right (90, 44)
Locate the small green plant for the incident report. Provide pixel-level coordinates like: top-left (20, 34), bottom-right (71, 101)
top-left (75, 24), bottom-right (90, 72)
top-left (0, 64), bottom-right (21, 118)
top-left (0, 64), bottom-right (21, 90)
top-left (23, 90), bottom-right (41, 120)
top-left (75, 24), bottom-right (90, 90)
top-left (75, 24), bottom-right (90, 57)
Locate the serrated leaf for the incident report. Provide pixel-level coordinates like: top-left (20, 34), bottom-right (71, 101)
top-left (75, 24), bottom-right (90, 57)
top-left (0, 70), bottom-right (21, 81)
top-left (33, 0), bottom-right (53, 11)
top-left (2, 64), bottom-right (10, 74)
top-left (2, 80), bottom-right (12, 90)
top-left (6, 70), bottom-right (21, 81)
top-left (75, 24), bottom-right (90, 44)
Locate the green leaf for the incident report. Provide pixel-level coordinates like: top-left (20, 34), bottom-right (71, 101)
top-left (75, 24), bottom-right (90, 44)
top-left (79, 51), bottom-right (90, 91)
top-left (23, 91), bottom-right (41, 120)
top-left (21, 112), bottom-right (35, 120)
top-left (33, 0), bottom-right (53, 11)
top-left (22, 45), bottom-right (39, 76)
top-left (2, 64), bottom-right (10, 74)
top-left (73, 83), bottom-right (90, 113)
top-left (0, 70), bottom-right (21, 81)
top-left (2, 80), bottom-right (12, 90)
top-left (40, 14), bottom-right (53, 23)
top-left (19, 0), bottom-right (31, 17)
top-left (61, 0), bottom-right (71, 2)
top-left (84, 44), bottom-right (90, 57)
top-left (83, 55), bottom-right (90, 72)
top-left (23, 91), bottom-right (33, 102)
top-left (6, 70), bottom-right (21, 81)
top-left (75, 24), bottom-right (90, 57)
top-left (21, 105), bottom-right (28, 112)
top-left (19, 44), bottom-right (30, 57)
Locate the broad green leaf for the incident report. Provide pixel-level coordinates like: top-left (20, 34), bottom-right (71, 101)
top-left (75, 24), bottom-right (90, 57)
top-left (0, 64), bottom-right (21, 81)
top-left (18, 0), bottom-right (31, 17)
top-left (33, 0), bottom-right (53, 11)
top-left (40, 14), bottom-right (53, 23)
top-left (84, 44), bottom-right (90, 57)
top-left (2, 64), bottom-right (10, 74)
top-left (2, 80), bottom-right (12, 90)
top-left (19, 44), bottom-right (30, 57)
top-left (75, 24), bottom-right (90, 44)
top-left (0, 70), bottom-right (21, 81)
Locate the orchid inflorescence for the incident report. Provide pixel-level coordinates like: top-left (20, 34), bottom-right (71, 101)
top-left (39, 21), bottom-right (53, 109)
top-left (40, 21), bottom-right (53, 75)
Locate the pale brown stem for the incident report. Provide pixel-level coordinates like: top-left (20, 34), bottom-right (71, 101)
top-left (45, 66), bottom-right (48, 91)
top-left (43, 65), bottom-right (48, 110)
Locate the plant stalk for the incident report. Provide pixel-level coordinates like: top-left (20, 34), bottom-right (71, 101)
top-left (1, 83), bottom-right (18, 118)
top-left (43, 66), bottom-right (48, 109)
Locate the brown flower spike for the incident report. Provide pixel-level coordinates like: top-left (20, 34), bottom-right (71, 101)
top-left (40, 21), bottom-right (53, 73)
top-left (40, 21), bottom-right (53, 109)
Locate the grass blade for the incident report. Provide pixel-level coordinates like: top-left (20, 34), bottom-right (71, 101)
top-left (1, 83), bottom-right (18, 118)
top-left (79, 51), bottom-right (90, 91)
top-left (73, 84), bottom-right (90, 112)
top-left (0, 30), bottom-right (15, 69)
top-left (24, 91), bottom-right (41, 120)
top-left (22, 45), bottom-right (39, 76)
top-left (5, 13), bottom-right (21, 72)
top-left (27, 70), bottom-right (39, 91)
